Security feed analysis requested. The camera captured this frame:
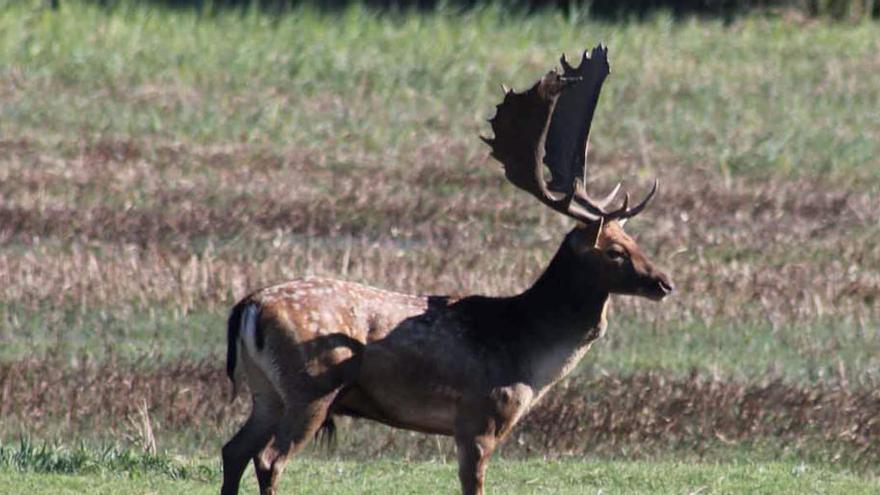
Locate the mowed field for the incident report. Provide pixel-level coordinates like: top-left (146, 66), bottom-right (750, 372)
top-left (1, 1), bottom-right (879, 493)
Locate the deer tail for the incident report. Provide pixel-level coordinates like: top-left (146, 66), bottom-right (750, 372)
top-left (226, 301), bottom-right (259, 402)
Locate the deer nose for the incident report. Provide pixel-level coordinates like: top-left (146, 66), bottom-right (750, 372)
top-left (657, 273), bottom-right (675, 295)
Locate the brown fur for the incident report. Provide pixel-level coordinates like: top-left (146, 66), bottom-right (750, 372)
top-left (221, 221), bottom-right (672, 495)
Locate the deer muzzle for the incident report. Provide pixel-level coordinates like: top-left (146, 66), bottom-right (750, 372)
top-left (647, 271), bottom-right (675, 301)
top-left (651, 272), bottom-right (675, 301)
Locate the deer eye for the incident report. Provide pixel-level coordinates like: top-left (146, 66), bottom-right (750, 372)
top-left (606, 248), bottom-right (627, 260)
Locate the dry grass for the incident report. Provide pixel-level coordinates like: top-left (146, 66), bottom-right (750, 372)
top-left (1, 137), bottom-right (877, 338)
top-left (1, 357), bottom-right (877, 466)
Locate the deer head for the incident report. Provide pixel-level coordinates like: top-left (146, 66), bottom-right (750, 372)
top-left (482, 45), bottom-right (673, 302)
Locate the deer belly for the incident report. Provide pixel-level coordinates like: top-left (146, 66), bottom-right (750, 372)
top-left (342, 339), bottom-right (475, 435)
top-left (337, 382), bottom-right (460, 435)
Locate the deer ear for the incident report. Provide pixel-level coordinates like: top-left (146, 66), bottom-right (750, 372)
top-left (570, 219), bottom-right (604, 252)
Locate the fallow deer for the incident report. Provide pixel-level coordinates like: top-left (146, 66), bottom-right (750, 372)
top-left (221, 45), bottom-right (674, 495)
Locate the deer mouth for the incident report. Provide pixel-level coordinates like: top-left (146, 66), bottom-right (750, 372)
top-left (646, 279), bottom-right (674, 301)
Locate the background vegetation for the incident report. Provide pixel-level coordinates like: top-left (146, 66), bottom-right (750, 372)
top-left (69, 0), bottom-right (880, 21)
top-left (0, 0), bottom-right (878, 492)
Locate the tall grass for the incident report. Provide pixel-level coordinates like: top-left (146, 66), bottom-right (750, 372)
top-left (0, 438), bottom-right (210, 478)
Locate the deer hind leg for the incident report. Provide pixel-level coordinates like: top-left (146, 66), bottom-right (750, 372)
top-left (221, 388), bottom-right (282, 495)
top-left (258, 392), bottom-right (338, 495)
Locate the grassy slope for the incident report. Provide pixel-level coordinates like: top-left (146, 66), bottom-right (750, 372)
top-left (1, 458), bottom-right (878, 494)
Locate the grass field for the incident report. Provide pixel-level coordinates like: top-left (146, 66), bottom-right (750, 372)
top-left (0, 441), bottom-right (877, 494)
top-left (1, 0), bottom-right (879, 492)
top-left (3, 458), bottom-right (878, 494)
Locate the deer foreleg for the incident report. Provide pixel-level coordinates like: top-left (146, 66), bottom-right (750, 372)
top-left (455, 431), bottom-right (496, 495)
top-left (253, 438), bottom-right (276, 495)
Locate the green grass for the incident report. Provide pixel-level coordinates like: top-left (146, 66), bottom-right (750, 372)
top-left (1, 455), bottom-right (877, 494)
top-left (0, 439), bottom-right (205, 479)
top-left (1, 439), bottom-right (878, 494)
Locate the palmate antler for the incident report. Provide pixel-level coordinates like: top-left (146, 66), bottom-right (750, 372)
top-left (482, 45), bottom-right (656, 223)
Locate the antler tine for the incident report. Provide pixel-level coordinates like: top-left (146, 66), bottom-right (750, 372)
top-left (616, 179), bottom-right (658, 220)
top-left (571, 179), bottom-right (609, 216)
top-left (571, 180), bottom-right (626, 216)
top-left (595, 183), bottom-right (621, 208)
top-left (610, 192), bottom-right (630, 217)
top-left (574, 179), bottom-right (657, 221)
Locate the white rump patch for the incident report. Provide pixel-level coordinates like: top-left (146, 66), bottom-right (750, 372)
top-left (241, 303), bottom-right (260, 352)
top-left (239, 303), bottom-right (286, 395)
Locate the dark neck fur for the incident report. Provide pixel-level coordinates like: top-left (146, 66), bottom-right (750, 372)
top-left (450, 236), bottom-right (609, 347)
top-left (516, 238), bottom-right (609, 333)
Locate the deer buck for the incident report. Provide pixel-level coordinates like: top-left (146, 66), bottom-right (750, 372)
top-left (221, 45), bottom-right (673, 495)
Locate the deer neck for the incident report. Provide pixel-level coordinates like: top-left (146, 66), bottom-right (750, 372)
top-left (513, 245), bottom-right (609, 394)
top-left (519, 246), bottom-right (609, 335)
